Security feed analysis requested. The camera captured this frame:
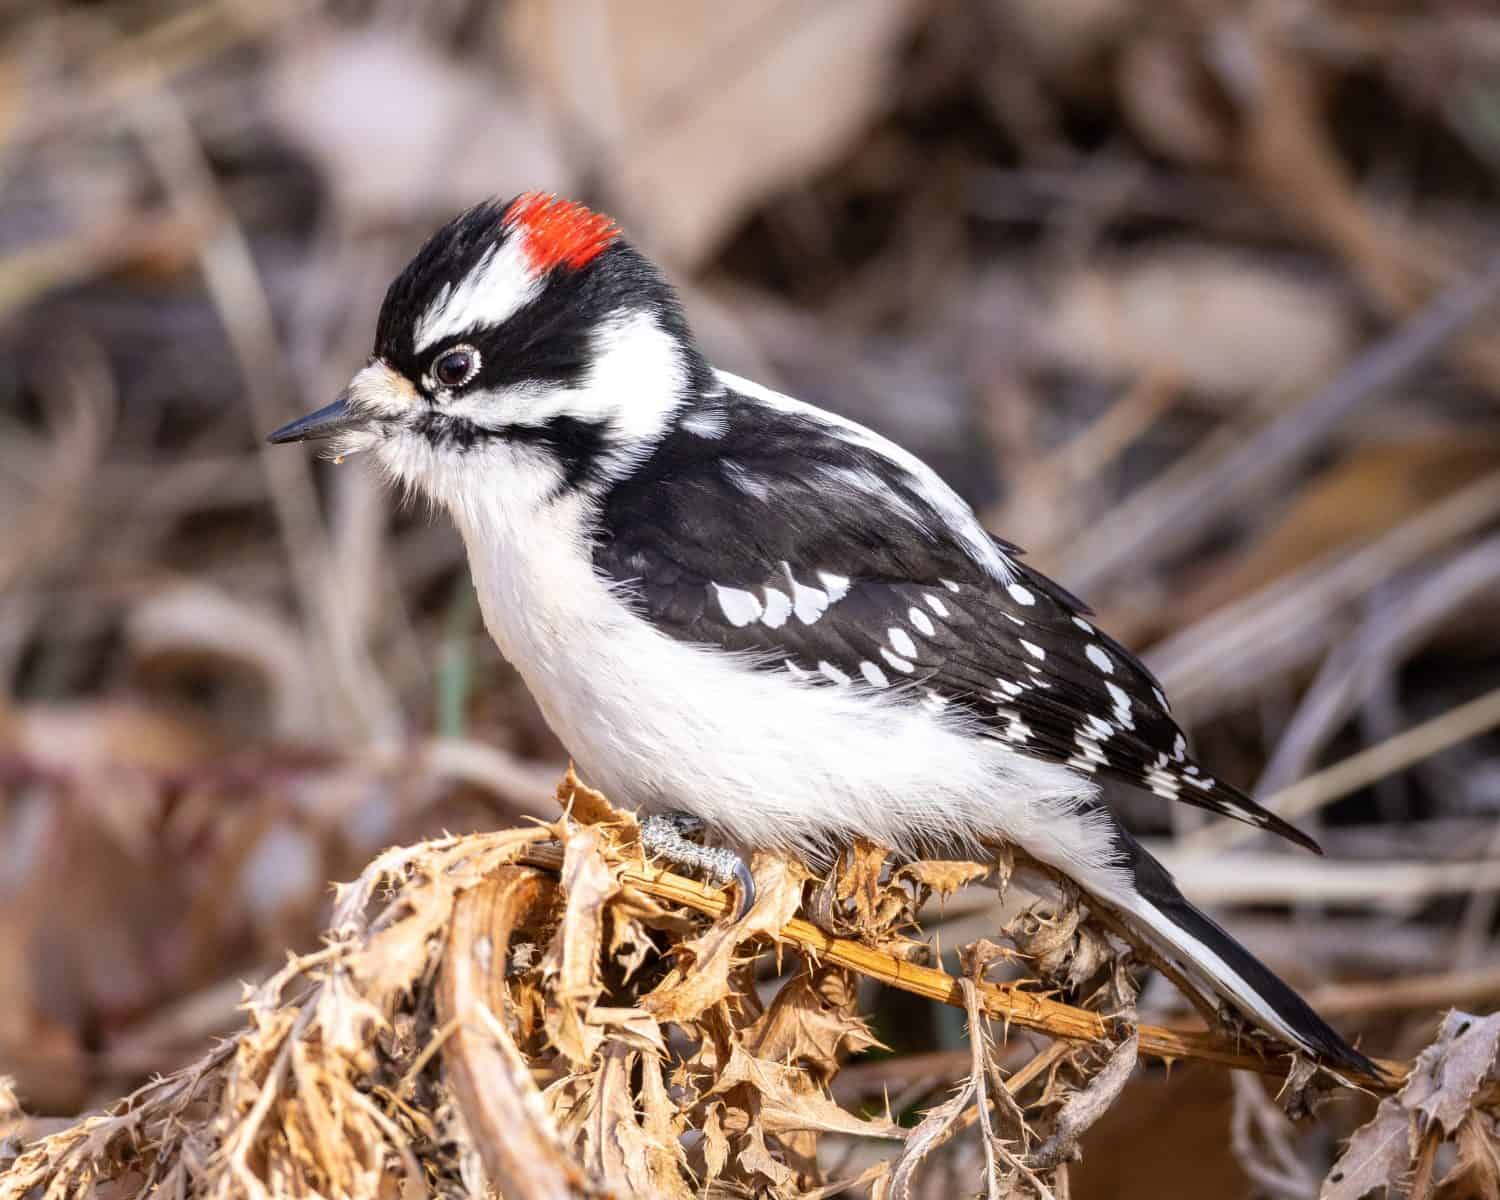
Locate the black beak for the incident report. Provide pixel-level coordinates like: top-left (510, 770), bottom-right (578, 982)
top-left (266, 396), bottom-right (360, 445)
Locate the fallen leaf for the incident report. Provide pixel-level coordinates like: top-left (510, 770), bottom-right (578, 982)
top-left (1043, 243), bottom-right (1354, 399)
top-left (505, 0), bottom-right (925, 268)
top-left (1404, 1010), bottom-right (1500, 1138)
top-left (1321, 1098), bottom-right (1414, 1200)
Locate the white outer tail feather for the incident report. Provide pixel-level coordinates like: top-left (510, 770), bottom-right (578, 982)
top-left (1102, 887), bottom-right (1318, 1056)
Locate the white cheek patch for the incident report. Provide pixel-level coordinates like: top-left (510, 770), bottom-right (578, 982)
top-left (414, 235), bottom-right (541, 354)
top-left (493, 310), bottom-right (689, 472)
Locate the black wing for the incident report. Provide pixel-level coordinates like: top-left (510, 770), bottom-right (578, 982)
top-left (596, 388), bottom-right (1317, 853)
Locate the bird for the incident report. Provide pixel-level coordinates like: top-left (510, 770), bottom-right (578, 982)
top-left (268, 192), bottom-right (1375, 1076)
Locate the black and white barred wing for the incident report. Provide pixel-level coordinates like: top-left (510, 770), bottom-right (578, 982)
top-left (595, 394), bottom-right (1317, 853)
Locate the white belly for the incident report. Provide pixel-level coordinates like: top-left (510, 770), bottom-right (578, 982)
top-left (452, 491), bottom-right (1120, 885)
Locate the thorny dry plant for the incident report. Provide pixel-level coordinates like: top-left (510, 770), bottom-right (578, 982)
top-left (2, 772), bottom-right (1496, 1200)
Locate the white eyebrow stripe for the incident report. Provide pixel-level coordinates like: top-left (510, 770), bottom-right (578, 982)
top-left (413, 235), bottom-right (540, 353)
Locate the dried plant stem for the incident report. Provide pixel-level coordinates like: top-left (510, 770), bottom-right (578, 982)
top-left (438, 867), bottom-right (589, 1199)
top-left (518, 845), bottom-right (1406, 1091)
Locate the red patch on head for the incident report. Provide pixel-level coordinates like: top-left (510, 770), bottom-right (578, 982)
top-left (504, 193), bottom-right (620, 273)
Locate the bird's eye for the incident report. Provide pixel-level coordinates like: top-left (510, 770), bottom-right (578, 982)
top-left (432, 345), bottom-right (480, 390)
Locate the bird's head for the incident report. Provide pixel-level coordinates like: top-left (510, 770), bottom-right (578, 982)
top-left (268, 194), bottom-right (707, 507)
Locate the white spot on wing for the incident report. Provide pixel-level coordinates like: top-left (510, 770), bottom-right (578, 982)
top-left (1007, 583), bottom-right (1036, 606)
top-left (925, 593), bottom-right (950, 617)
top-left (819, 661), bottom-right (851, 686)
top-left (940, 578), bottom-right (961, 593)
top-left (1072, 616), bottom-right (1094, 633)
top-left (783, 566), bottom-right (830, 624)
top-left (908, 607), bottom-right (936, 637)
top-left (860, 660), bottom-right (889, 688)
top-left (888, 627), bottom-right (918, 658)
top-left (1085, 643), bottom-right (1113, 674)
top-left (713, 584), bottom-right (762, 627)
top-left (880, 648), bottom-right (915, 673)
top-left (996, 708), bottom-right (1034, 745)
top-left (1020, 639), bottom-right (1046, 661)
top-left (761, 587), bottom-right (792, 628)
top-left (817, 572), bottom-right (851, 601)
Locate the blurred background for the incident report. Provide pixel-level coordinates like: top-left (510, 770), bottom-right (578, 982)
top-left (2, 0), bottom-right (1500, 1194)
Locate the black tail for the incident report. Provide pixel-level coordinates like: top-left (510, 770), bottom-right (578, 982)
top-left (1103, 827), bottom-right (1377, 1077)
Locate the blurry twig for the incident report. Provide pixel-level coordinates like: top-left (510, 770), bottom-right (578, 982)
top-left (1181, 685), bottom-right (1500, 856)
top-left (124, 82), bottom-right (399, 740)
top-left (1152, 470), bottom-right (1500, 719)
top-left (1062, 253), bottom-right (1500, 593)
top-left (1307, 964), bottom-right (1500, 1019)
top-left (1257, 535), bottom-right (1500, 796)
top-left (1154, 847), bottom-right (1500, 908)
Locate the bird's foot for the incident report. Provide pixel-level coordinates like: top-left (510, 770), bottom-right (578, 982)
top-left (639, 811), bottom-right (755, 920)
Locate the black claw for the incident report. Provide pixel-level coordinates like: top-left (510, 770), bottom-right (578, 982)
top-left (731, 858), bottom-right (756, 920)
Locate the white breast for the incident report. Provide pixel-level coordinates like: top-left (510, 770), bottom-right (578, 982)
top-left (439, 452), bottom-right (1121, 889)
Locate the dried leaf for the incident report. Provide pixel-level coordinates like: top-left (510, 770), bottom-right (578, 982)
top-left (1438, 1112), bottom-right (1500, 1200)
top-left (1403, 1010), bottom-right (1500, 1138)
top-left (1321, 1098), bottom-right (1414, 1200)
top-left (507, 0), bottom-right (926, 267)
top-left (642, 852), bottom-right (808, 1023)
top-left (588, 1006), bottom-right (668, 1057)
top-left (836, 839), bottom-right (891, 928)
top-left (701, 1100), bottom-right (731, 1184)
top-left (313, 968), bottom-right (387, 1073)
top-left (639, 1052), bottom-right (694, 1198)
top-left (708, 1044), bottom-right (902, 1141)
top-left (738, 1121), bottom-right (800, 1191)
top-left (575, 1044), bottom-right (679, 1195)
top-left (896, 859), bottom-right (991, 901)
top-left (744, 970), bottom-right (883, 1081)
top-left (556, 766), bottom-right (636, 837)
